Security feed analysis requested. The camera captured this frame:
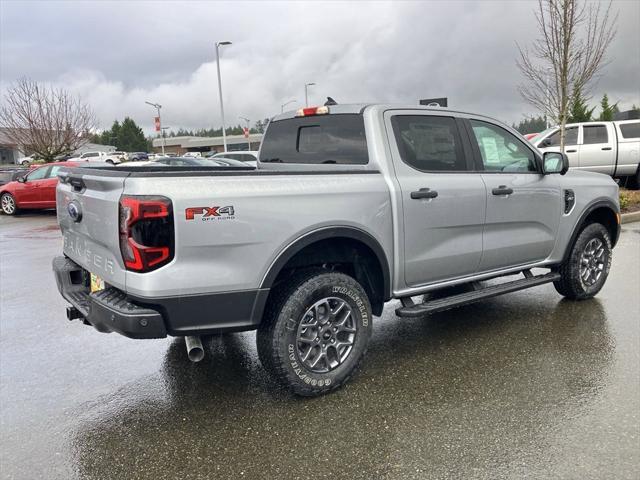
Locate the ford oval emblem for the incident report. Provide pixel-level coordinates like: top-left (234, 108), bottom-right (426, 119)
top-left (68, 201), bottom-right (82, 222)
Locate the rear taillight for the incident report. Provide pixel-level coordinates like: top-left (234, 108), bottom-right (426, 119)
top-left (119, 195), bottom-right (174, 272)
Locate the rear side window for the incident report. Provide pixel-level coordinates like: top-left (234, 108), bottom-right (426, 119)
top-left (260, 114), bottom-right (368, 165)
top-left (391, 115), bottom-right (466, 171)
top-left (619, 122), bottom-right (640, 139)
top-left (583, 125), bottom-right (608, 144)
top-left (48, 166), bottom-right (62, 178)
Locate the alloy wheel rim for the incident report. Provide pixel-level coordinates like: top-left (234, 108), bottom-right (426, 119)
top-left (296, 297), bottom-right (357, 374)
top-left (2, 195), bottom-right (15, 214)
top-left (579, 238), bottom-right (606, 287)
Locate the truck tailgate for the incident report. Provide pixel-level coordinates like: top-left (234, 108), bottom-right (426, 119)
top-left (56, 168), bottom-right (127, 290)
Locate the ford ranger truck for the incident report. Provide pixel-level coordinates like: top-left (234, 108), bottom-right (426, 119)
top-left (533, 120), bottom-right (640, 189)
top-left (53, 104), bottom-right (621, 397)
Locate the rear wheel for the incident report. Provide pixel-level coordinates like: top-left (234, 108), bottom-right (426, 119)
top-left (553, 223), bottom-right (612, 300)
top-left (627, 168), bottom-right (640, 190)
top-left (1, 193), bottom-right (17, 215)
top-left (257, 270), bottom-right (372, 396)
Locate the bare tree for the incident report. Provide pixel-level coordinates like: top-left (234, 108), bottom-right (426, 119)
top-left (0, 78), bottom-right (97, 161)
top-left (517, 0), bottom-right (617, 151)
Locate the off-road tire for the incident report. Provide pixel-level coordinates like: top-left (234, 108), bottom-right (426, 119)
top-left (553, 222), bottom-right (612, 300)
top-left (257, 269), bottom-right (372, 396)
top-left (1, 193), bottom-right (17, 215)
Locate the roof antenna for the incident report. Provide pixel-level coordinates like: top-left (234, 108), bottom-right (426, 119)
top-left (324, 97), bottom-right (338, 106)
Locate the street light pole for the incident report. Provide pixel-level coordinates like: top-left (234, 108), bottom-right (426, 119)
top-left (161, 127), bottom-right (170, 155)
top-left (304, 83), bottom-right (316, 107)
top-left (281, 99), bottom-right (297, 113)
top-left (239, 116), bottom-right (251, 150)
top-left (215, 41), bottom-right (232, 152)
top-left (145, 101), bottom-right (164, 155)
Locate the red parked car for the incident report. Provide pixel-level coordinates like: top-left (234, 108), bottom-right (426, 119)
top-left (0, 162), bottom-right (79, 215)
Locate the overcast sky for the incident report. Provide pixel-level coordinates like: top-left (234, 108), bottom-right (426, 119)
top-left (1, 0), bottom-right (639, 134)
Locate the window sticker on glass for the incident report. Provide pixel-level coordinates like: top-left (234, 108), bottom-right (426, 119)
top-left (480, 137), bottom-right (501, 164)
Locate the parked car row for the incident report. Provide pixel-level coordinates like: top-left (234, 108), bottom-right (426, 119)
top-left (0, 155), bottom-right (254, 215)
top-left (14, 151), bottom-right (151, 166)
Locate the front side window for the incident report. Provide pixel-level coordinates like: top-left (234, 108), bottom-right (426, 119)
top-left (470, 120), bottom-right (537, 173)
top-left (583, 125), bottom-right (608, 144)
top-left (543, 127), bottom-right (579, 147)
top-left (27, 167), bottom-right (49, 181)
top-left (391, 115), bottom-right (466, 171)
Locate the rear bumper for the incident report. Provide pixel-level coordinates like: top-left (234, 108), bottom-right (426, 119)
top-left (52, 256), bottom-right (268, 338)
top-left (53, 256), bottom-right (166, 339)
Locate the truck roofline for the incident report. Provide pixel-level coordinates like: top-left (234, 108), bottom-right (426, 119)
top-left (272, 103), bottom-right (508, 127)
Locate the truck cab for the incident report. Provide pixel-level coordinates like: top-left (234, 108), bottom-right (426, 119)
top-left (534, 120), bottom-right (640, 187)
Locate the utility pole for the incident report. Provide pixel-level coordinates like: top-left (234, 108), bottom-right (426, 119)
top-left (145, 101), bottom-right (164, 155)
top-left (215, 41), bottom-right (232, 152)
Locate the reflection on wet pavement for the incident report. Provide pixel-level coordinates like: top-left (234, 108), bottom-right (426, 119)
top-left (1, 216), bottom-right (638, 479)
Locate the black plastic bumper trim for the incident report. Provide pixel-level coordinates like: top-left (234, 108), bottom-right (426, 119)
top-left (53, 256), bottom-right (166, 339)
top-left (53, 256), bottom-right (269, 338)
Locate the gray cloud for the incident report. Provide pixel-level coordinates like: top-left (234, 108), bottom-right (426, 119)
top-left (1, 0), bottom-right (638, 134)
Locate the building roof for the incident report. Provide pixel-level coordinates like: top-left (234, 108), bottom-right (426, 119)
top-left (152, 133), bottom-right (263, 149)
top-left (0, 128), bottom-right (18, 147)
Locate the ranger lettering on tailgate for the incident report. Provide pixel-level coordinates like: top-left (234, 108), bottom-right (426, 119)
top-left (64, 233), bottom-right (115, 275)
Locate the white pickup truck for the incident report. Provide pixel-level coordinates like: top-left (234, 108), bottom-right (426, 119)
top-left (533, 120), bottom-right (640, 189)
top-left (69, 151), bottom-right (126, 164)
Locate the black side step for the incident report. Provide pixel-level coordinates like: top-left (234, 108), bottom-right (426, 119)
top-left (395, 272), bottom-right (561, 318)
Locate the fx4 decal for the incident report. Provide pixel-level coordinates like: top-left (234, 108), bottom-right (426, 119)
top-left (185, 206), bottom-right (235, 221)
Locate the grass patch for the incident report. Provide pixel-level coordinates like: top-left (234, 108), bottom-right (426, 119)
top-left (620, 188), bottom-right (640, 213)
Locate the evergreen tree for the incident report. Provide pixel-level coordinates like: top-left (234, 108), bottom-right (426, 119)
top-left (568, 87), bottom-right (595, 123)
top-left (513, 116), bottom-right (547, 134)
top-left (97, 118), bottom-right (148, 151)
top-left (598, 93), bottom-right (619, 121)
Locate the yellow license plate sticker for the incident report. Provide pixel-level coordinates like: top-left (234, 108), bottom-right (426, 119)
top-left (90, 273), bottom-right (105, 293)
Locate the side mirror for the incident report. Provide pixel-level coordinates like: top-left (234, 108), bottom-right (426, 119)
top-left (540, 138), bottom-right (552, 148)
top-left (17, 176), bottom-right (26, 183)
top-left (542, 151), bottom-right (569, 175)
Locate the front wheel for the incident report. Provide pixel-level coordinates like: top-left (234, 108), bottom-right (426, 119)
top-left (553, 223), bottom-right (612, 300)
top-left (257, 270), bottom-right (372, 396)
top-left (1, 193), bottom-right (17, 215)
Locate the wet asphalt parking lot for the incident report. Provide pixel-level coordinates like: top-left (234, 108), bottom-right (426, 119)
top-left (0, 212), bottom-right (638, 480)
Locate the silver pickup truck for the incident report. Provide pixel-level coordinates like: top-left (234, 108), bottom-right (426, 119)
top-left (53, 104), bottom-right (621, 396)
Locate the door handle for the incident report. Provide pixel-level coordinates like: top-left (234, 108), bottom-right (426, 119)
top-left (492, 185), bottom-right (513, 196)
top-left (410, 188), bottom-right (438, 200)
top-left (601, 147), bottom-right (612, 151)
top-left (566, 149), bottom-right (577, 153)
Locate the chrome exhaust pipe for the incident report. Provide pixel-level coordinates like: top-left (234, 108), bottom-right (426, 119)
top-left (185, 336), bottom-right (204, 362)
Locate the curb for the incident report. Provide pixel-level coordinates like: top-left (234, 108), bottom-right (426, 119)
top-left (621, 211), bottom-right (640, 224)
